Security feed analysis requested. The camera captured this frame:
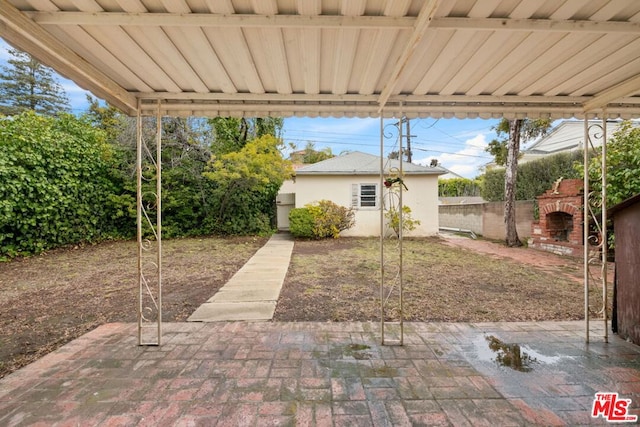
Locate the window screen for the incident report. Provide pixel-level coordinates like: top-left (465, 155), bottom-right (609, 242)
top-left (351, 183), bottom-right (378, 209)
top-left (360, 184), bottom-right (377, 207)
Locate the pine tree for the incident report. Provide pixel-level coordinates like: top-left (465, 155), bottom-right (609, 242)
top-left (0, 48), bottom-right (70, 116)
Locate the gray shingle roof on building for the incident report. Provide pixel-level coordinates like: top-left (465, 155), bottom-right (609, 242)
top-left (295, 151), bottom-right (447, 176)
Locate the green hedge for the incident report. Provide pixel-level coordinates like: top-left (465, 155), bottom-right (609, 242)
top-left (0, 112), bottom-right (130, 258)
top-left (438, 178), bottom-right (481, 197)
top-left (481, 150), bottom-right (583, 201)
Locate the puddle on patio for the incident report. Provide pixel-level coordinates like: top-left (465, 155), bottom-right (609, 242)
top-left (473, 335), bottom-right (569, 372)
top-left (340, 343), bottom-right (372, 360)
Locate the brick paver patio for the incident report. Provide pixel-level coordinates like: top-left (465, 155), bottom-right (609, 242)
top-left (0, 321), bottom-right (638, 426)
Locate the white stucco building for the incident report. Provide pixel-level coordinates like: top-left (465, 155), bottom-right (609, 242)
top-left (277, 151), bottom-right (446, 236)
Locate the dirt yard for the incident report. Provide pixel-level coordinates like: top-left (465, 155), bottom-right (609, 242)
top-left (0, 234), bottom-right (604, 379)
top-left (274, 236), bottom-right (603, 322)
top-left (0, 236), bottom-right (267, 379)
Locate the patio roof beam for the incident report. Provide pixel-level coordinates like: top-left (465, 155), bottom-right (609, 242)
top-left (377, 0), bottom-right (441, 111)
top-left (137, 92), bottom-right (593, 104)
top-left (0, 1), bottom-right (137, 115)
top-left (138, 101), bottom-right (640, 119)
top-left (583, 74), bottom-right (640, 112)
top-left (30, 12), bottom-right (640, 35)
top-left (431, 17), bottom-right (640, 34)
top-left (144, 103), bottom-right (629, 113)
top-left (26, 11), bottom-right (416, 29)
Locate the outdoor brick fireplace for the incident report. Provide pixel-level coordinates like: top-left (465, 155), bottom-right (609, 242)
top-left (529, 178), bottom-right (583, 257)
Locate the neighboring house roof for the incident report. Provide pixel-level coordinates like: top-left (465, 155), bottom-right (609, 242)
top-left (486, 119), bottom-right (638, 169)
top-left (438, 167), bottom-right (464, 180)
top-left (295, 151), bottom-right (447, 176)
top-left (520, 119), bottom-right (631, 164)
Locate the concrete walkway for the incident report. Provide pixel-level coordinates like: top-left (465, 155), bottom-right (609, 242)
top-left (188, 233), bottom-right (294, 322)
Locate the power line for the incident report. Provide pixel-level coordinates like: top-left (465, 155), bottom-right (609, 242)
top-left (411, 147), bottom-right (492, 159)
top-left (284, 123), bottom-right (492, 150)
top-left (283, 137), bottom-right (491, 160)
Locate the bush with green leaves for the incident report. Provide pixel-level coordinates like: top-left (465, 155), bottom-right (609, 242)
top-left (0, 112), bottom-right (130, 258)
top-left (288, 207), bottom-right (315, 238)
top-left (438, 178), bottom-right (481, 197)
top-left (289, 200), bottom-right (355, 239)
top-left (481, 150), bottom-right (582, 201)
top-left (203, 134), bottom-right (292, 235)
top-left (384, 205), bottom-right (421, 237)
top-left (583, 121), bottom-right (640, 208)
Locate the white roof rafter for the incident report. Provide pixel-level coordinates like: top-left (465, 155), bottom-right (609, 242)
top-left (0, 0), bottom-right (639, 119)
top-left (26, 11), bottom-right (417, 29)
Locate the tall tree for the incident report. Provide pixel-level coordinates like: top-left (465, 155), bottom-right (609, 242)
top-left (487, 118), bottom-right (551, 247)
top-left (504, 119), bottom-right (523, 247)
top-left (302, 141), bottom-right (334, 164)
top-left (0, 48), bottom-right (70, 116)
top-left (203, 135), bottom-right (292, 234)
top-left (208, 117), bottom-right (283, 155)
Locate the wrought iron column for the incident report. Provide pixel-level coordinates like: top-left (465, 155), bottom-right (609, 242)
top-left (583, 118), bottom-right (589, 342)
top-left (583, 114), bottom-right (609, 344)
top-left (601, 114), bottom-right (608, 343)
top-left (137, 99), bottom-right (163, 346)
top-left (380, 109), bottom-right (405, 346)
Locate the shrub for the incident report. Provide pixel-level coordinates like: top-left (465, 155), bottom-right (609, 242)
top-left (0, 112), bottom-right (129, 258)
top-left (480, 150), bottom-right (582, 201)
top-left (288, 207), bottom-right (315, 238)
top-left (438, 178), bottom-right (481, 197)
top-left (384, 205), bottom-right (421, 237)
top-left (289, 200), bottom-right (355, 239)
top-left (308, 200), bottom-right (355, 239)
top-left (203, 135), bottom-right (293, 235)
top-left (583, 121), bottom-right (640, 207)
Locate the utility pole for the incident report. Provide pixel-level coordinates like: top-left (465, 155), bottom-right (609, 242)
top-left (393, 117), bottom-right (416, 163)
top-left (406, 119), bottom-right (412, 163)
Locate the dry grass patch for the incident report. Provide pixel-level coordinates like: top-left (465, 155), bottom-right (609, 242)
top-left (274, 237), bottom-right (600, 322)
top-left (0, 236), bottom-right (267, 378)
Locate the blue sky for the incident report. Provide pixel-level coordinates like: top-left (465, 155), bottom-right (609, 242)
top-left (0, 39), bottom-right (500, 178)
top-left (282, 116), bottom-right (499, 178)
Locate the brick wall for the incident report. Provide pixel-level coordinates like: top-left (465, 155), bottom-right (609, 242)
top-left (529, 178), bottom-right (583, 256)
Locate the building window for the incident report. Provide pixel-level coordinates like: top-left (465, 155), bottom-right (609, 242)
top-left (352, 183), bottom-right (378, 209)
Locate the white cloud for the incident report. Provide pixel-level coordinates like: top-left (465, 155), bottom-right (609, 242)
top-left (415, 133), bottom-right (492, 179)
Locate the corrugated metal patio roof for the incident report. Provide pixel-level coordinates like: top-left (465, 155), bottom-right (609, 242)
top-left (1, 0), bottom-right (639, 119)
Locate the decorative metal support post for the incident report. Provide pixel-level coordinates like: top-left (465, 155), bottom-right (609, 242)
top-left (600, 114), bottom-right (609, 342)
top-left (583, 118), bottom-right (589, 342)
top-left (137, 99), bottom-right (163, 346)
top-left (380, 109), bottom-right (404, 346)
top-left (601, 115), bottom-right (608, 343)
top-left (583, 114), bottom-right (609, 344)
